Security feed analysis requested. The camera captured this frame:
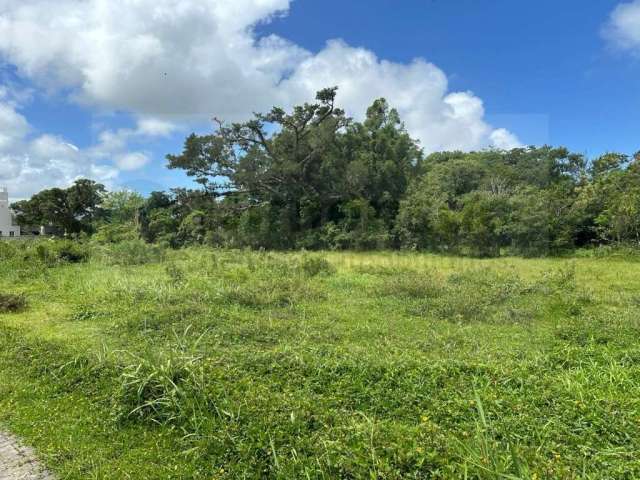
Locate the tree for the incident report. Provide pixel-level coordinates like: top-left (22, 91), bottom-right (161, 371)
top-left (167, 87), bottom-right (350, 248)
top-left (12, 179), bottom-right (106, 235)
top-left (341, 99), bottom-right (423, 230)
top-left (102, 190), bottom-right (145, 225)
top-left (396, 147), bottom-right (587, 256)
top-left (580, 153), bottom-right (640, 244)
top-left (167, 90), bottom-right (426, 249)
top-left (459, 191), bottom-right (510, 257)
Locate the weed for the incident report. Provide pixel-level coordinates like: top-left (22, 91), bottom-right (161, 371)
top-left (165, 262), bottom-right (186, 285)
top-left (112, 328), bottom-right (210, 426)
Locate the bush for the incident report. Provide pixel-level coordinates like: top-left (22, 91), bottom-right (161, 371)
top-left (53, 240), bottom-right (90, 263)
top-left (0, 241), bottom-right (19, 261)
top-left (26, 240), bottom-right (91, 266)
top-left (0, 293), bottom-right (27, 313)
top-left (92, 222), bottom-right (139, 244)
top-left (377, 271), bottom-right (442, 299)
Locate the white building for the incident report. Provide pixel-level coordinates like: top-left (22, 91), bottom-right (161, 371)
top-left (0, 187), bottom-right (20, 238)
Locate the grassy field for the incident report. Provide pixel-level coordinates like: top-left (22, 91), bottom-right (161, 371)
top-left (1, 243), bottom-right (640, 479)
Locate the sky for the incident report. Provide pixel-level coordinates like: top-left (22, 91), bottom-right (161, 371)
top-left (0, 0), bottom-right (639, 200)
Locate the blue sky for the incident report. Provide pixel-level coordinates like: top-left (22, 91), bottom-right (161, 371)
top-left (263, 0), bottom-right (637, 153)
top-left (1, 0), bottom-right (639, 199)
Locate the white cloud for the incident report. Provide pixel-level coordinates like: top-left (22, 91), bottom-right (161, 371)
top-left (114, 152), bottom-right (150, 171)
top-left (603, 0), bottom-right (640, 53)
top-left (0, 0), bottom-right (305, 118)
top-left (0, 99), bottom-right (118, 199)
top-left (489, 128), bottom-right (522, 150)
top-left (136, 118), bottom-right (177, 137)
top-left (0, 102), bottom-right (29, 150)
top-left (280, 41), bottom-right (522, 151)
top-left (0, 0), bottom-right (518, 151)
top-left (282, 42), bottom-right (467, 151)
top-left (0, 105), bottom-right (174, 199)
top-left (89, 117), bottom-right (178, 166)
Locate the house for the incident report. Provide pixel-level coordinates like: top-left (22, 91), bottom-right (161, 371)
top-left (0, 187), bottom-right (20, 238)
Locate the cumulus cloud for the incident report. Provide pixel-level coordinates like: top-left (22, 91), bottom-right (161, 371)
top-left (90, 118), bottom-right (178, 161)
top-left (0, 0), bottom-right (519, 156)
top-left (0, 94), bottom-right (119, 199)
top-left (280, 41), bottom-right (519, 151)
top-left (489, 128), bottom-right (522, 151)
top-left (0, 98), bottom-right (176, 199)
top-left (0, 0), bottom-right (305, 118)
top-left (114, 152), bottom-right (151, 171)
top-left (0, 148), bottom-right (119, 201)
top-left (603, 0), bottom-right (640, 53)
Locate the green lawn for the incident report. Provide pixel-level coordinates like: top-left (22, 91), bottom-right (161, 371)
top-left (1, 247), bottom-right (640, 478)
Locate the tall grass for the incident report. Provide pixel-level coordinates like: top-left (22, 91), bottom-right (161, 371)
top-left (1, 247), bottom-right (640, 478)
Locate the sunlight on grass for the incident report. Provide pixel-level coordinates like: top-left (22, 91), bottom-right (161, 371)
top-left (2, 245), bottom-right (640, 478)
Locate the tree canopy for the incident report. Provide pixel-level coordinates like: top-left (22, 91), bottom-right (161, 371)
top-left (12, 179), bottom-right (106, 235)
top-left (13, 89), bottom-right (640, 257)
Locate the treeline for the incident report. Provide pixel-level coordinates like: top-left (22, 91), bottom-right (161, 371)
top-left (12, 88), bottom-right (640, 257)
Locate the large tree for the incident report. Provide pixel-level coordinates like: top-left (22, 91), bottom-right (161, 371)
top-left (12, 179), bottom-right (106, 234)
top-left (166, 88), bottom-right (425, 249)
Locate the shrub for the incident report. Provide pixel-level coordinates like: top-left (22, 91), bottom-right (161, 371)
top-left (92, 222), bottom-right (139, 244)
top-left (21, 240), bottom-right (91, 266)
top-left (0, 241), bottom-right (19, 261)
top-left (0, 293), bottom-right (27, 313)
top-left (52, 240), bottom-right (90, 263)
top-left (165, 263), bottom-right (186, 285)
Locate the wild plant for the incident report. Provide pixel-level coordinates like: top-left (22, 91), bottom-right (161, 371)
top-left (112, 326), bottom-right (210, 427)
top-left (456, 391), bottom-right (532, 479)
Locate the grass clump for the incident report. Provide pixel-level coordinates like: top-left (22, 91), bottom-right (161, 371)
top-left (299, 254), bottom-right (336, 277)
top-left (113, 348), bottom-right (207, 426)
top-left (33, 240), bottom-right (91, 265)
top-left (0, 292), bottom-right (27, 313)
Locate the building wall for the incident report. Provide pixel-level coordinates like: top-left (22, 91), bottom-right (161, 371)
top-left (0, 188), bottom-right (20, 237)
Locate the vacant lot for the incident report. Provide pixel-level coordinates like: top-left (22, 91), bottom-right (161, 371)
top-left (1, 243), bottom-right (640, 479)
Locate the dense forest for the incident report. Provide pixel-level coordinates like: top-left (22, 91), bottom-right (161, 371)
top-left (12, 88), bottom-right (640, 257)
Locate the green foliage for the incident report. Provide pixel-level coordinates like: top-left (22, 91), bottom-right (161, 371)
top-left (12, 91), bottom-right (640, 258)
top-left (12, 179), bottom-right (106, 235)
top-left (26, 239), bottom-right (91, 266)
top-left (50, 240), bottom-right (91, 263)
top-left (163, 89), bottom-right (422, 251)
top-left (112, 344), bottom-right (207, 426)
top-left (92, 222), bottom-right (139, 244)
top-left (397, 147), bottom-right (600, 257)
top-left (101, 190), bottom-right (144, 225)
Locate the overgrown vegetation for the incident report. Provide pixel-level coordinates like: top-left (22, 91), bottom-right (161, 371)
top-left (1, 242), bottom-right (640, 478)
top-left (3, 89), bottom-right (640, 478)
top-left (10, 89), bottom-right (640, 257)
